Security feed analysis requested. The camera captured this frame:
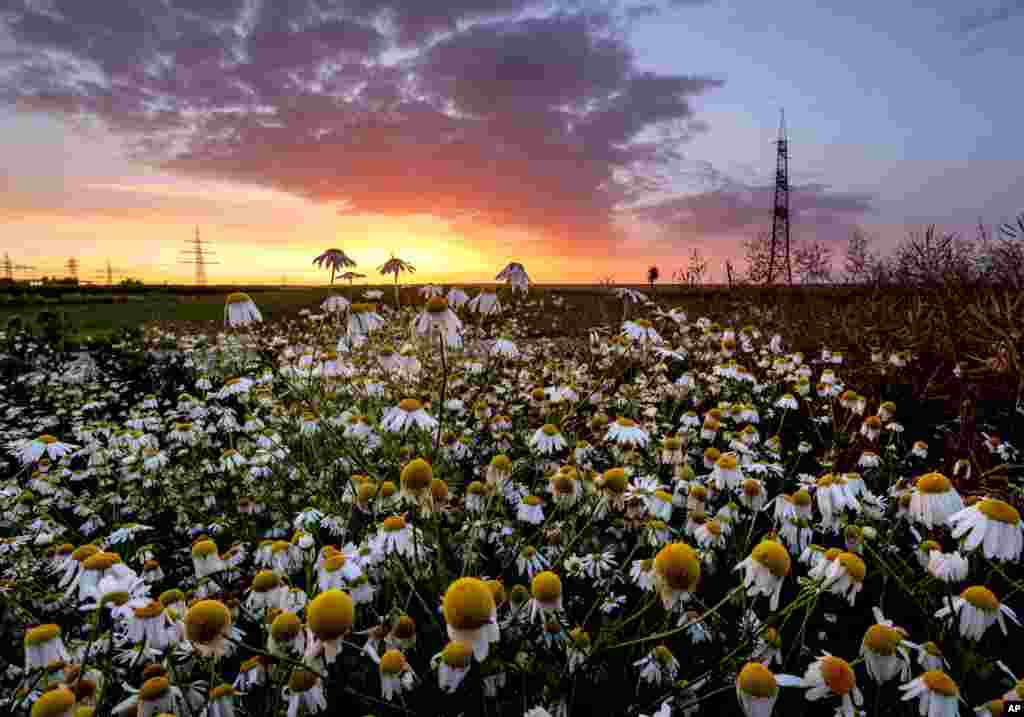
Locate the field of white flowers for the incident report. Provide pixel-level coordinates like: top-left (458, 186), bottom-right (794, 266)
top-left (1, 273), bottom-right (1022, 717)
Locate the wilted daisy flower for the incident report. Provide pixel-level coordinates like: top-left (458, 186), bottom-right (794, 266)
top-left (898, 671), bottom-right (960, 717)
top-left (860, 620), bottom-right (914, 684)
top-left (948, 498), bottom-right (1023, 561)
top-left (736, 661), bottom-right (800, 717)
top-left (442, 577), bottom-right (500, 661)
top-left (605, 417), bottom-right (650, 448)
top-left (14, 434), bottom-right (80, 465)
top-left (491, 336), bottom-right (519, 360)
top-left (785, 653), bottom-right (863, 717)
top-left (381, 399), bottom-right (438, 434)
top-left (468, 289), bottom-right (501, 315)
top-left (517, 495), bottom-right (545, 525)
top-left (529, 571), bottom-right (563, 622)
top-left (927, 550), bottom-right (969, 583)
top-left (516, 546), bottom-right (550, 579)
top-left (735, 539), bottom-right (791, 611)
top-left (814, 474), bottom-right (860, 531)
top-left (268, 610), bottom-right (306, 658)
top-left (433, 641), bottom-right (473, 693)
top-left (224, 292), bottom-right (262, 327)
top-left (635, 645), bottom-right (679, 687)
top-left (348, 303), bottom-right (385, 335)
top-left (622, 319), bottom-right (663, 345)
top-left (712, 453), bottom-right (743, 491)
top-left (306, 589), bottom-right (355, 664)
top-left (377, 649), bottom-right (416, 701)
top-left (908, 472), bottom-right (964, 529)
top-left (191, 539), bottom-right (225, 580)
top-left (934, 585), bottom-right (1019, 641)
top-left (653, 542), bottom-right (700, 610)
top-left (24, 624), bottom-right (68, 670)
top-left (284, 670), bottom-right (327, 716)
top-left (821, 551), bottom-right (866, 605)
top-left (184, 599), bottom-right (236, 659)
top-left (530, 424), bottom-right (567, 455)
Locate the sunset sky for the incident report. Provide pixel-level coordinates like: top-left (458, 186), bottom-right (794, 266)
top-left (1, 0), bottom-right (1022, 285)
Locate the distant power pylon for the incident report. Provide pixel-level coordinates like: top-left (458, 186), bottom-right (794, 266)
top-left (766, 108), bottom-right (792, 286)
top-left (3, 253), bottom-right (36, 281)
top-left (93, 259), bottom-right (128, 286)
top-left (179, 226), bottom-right (220, 286)
top-left (66, 257), bottom-right (79, 282)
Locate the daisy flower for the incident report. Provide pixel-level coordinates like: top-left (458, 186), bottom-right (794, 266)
top-left (306, 590), bottom-right (355, 665)
top-left (530, 424), bottom-right (568, 455)
top-left (860, 619), bottom-right (914, 684)
top-left (785, 653), bottom-right (863, 717)
top-left (653, 542), bottom-right (700, 610)
top-left (348, 303), bottom-right (385, 336)
top-left (529, 571), bottom-right (563, 622)
top-left (433, 641), bottom-right (473, 693)
top-left (908, 472), bottom-right (964, 529)
top-left (381, 399), bottom-right (438, 434)
top-left (442, 578), bottom-right (500, 661)
top-left (468, 290), bottom-right (501, 315)
top-left (734, 539), bottom-right (791, 611)
top-left (377, 649), bottom-right (416, 701)
top-left (635, 645), bottom-right (680, 687)
top-left (605, 417), bottom-right (650, 448)
top-left (184, 599), bottom-right (237, 659)
top-left (14, 434), bottom-right (79, 465)
top-left (898, 671), bottom-right (961, 717)
top-left (491, 336), bottom-right (519, 359)
top-left (622, 319), bottom-right (664, 345)
top-left (934, 586), bottom-right (1019, 641)
top-left (736, 661), bottom-right (801, 717)
top-left (23, 624), bottom-right (68, 670)
top-left (224, 292), bottom-right (262, 327)
top-left (284, 670), bottom-right (327, 716)
top-left (820, 551), bottom-right (866, 605)
top-left (947, 498), bottom-right (1023, 562)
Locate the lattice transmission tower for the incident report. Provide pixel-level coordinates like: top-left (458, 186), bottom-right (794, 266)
top-left (179, 226), bottom-right (219, 286)
top-left (766, 108), bottom-right (792, 286)
top-left (3, 253), bottom-right (35, 281)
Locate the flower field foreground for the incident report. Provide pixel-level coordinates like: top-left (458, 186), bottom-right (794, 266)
top-left (0, 285), bottom-right (1022, 717)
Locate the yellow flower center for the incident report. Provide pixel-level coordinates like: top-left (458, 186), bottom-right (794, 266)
top-left (425, 296), bottom-right (449, 313)
top-left (570, 627), bottom-right (590, 648)
top-left (837, 553), bottom-right (866, 582)
top-left (159, 589), bottom-right (185, 607)
top-left (133, 601), bottom-right (163, 620)
top-left (663, 437), bottom-right (683, 451)
top-left (921, 670), bottom-right (959, 697)
top-left (654, 543), bottom-right (700, 591)
top-left (400, 458), bottom-right (433, 492)
top-left (185, 600), bottom-right (231, 645)
top-left (442, 641), bottom-right (473, 667)
top-left (350, 303), bottom-right (374, 313)
top-left (863, 624), bottom-right (903, 655)
top-left (31, 687), bottom-right (75, 717)
top-left (737, 662), bottom-right (778, 698)
top-left (398, 398), bottom-right (423, 413)
top-left (602, 468), bottom-right (628, 494)
top-left (917, 473), bottom-right (952, 494)
top-left (487, 580), bottom-right (506, 605)
top-left (271, 612), bottom-right (302, 641)
top-left (532, 571), bottom-right (562, 602)
top-left (443, 578), bottom-right (496, 630)
top-left (210, 685), bottom-right (236, 701)
top-left (191, 540), bottom-right (218, 558)
top-left (704, 447), bottom-right (721, 462)
top-left (977, 499), bottom-right (1020, 525)
top-left (380, 482), bottom-right (397, 498)
top-left (140, 676), bottom-right (171, 701)
top-left (541, 424), bottom-right (560, 436)
top-left (689, 485), bottom-right (708, 501)
top-left (431, 479), bottom-right (448, 501)
top-left (225, 292), bottom-right (252, 305)
top-left (961, 585), bottom-right (999, 611)
top-left (752, 541), bottom-right (791, 578)
top-left (307, 590), bottom-right (355, 640)
top-left (380, 649), bottom-right (406, 675)
top-left (922, 641), bottom-right (943, 657)
top-left (24, 624), bottom-right (61, 646)
top-left (382, 516), bottom-right (406, 532)
top-left (288, 670), bottom-right (319, 693)
top-left (616, 417), bottom-right (636, 427)
top-left (652, 645), bottom-right (674, 665)
top-left (791, 491), bottom-right (811, 507)
top-left (82, 552), bottom-right (121, 571)
top-left (358, 483), bottom-right (378, 502)
top-left (742, 480), bottom-right (762, 497)
top-left (819, 656), bottom-right (856, 695)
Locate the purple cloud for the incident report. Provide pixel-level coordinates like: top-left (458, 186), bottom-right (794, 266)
top-left (1, 0), bottom-right (723, 253)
